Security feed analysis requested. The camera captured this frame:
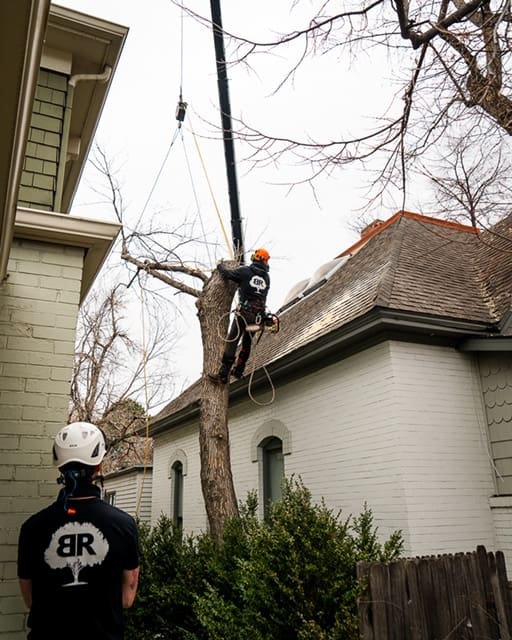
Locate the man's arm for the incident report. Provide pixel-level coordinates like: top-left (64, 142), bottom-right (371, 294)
top-left (19, 578), bottom-right (32, 609)
top-left (218, 262), bottom-right (243, 283)
top-left (121, 567), bottom-right (140, 608)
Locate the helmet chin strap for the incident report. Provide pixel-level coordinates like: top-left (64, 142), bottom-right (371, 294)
top-left (58, 469), bottom-right (81, 513)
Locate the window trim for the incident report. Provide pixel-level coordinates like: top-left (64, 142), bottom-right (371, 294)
top-left (168, 449), bottom-right (188, 530)
top-left (250, 419), bottom-right (292, 463)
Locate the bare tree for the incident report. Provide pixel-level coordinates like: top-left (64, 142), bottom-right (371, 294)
top-left (90, 145), bottom-right (239, 540)
top-left (416, 136), bottom-right (512, 228)
top-left (70, 283), bottom-right (174, 472)
top-left (180, 0), bottom-right (512, 215)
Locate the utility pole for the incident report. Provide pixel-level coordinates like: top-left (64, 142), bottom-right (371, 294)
top-left (209, 0), bottom-right (245, 263)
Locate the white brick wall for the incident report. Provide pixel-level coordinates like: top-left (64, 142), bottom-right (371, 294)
top-left (389, 342), bottom-right (496, 555)
top-left (153, 341), bottom-right (497, 560)
top-left (152, 422), bottom-right (207, 533)
top-left (0, 239), bottom-right (83, 638)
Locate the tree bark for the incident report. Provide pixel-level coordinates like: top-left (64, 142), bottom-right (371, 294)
top-left (196, 262), bottom-right (239, 540)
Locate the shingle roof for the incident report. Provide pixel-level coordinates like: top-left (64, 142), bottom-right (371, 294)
top-left (152, 210), bottom-right (512, 425)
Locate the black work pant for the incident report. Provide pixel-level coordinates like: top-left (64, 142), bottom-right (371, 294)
top-left (221, 309), bottom-right (261, 370)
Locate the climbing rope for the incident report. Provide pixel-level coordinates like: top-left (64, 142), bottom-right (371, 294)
top-left (135, 277), bottom-right (152, 519)
top-left (217, 311), bottom-right (277, 405)
top-left (188, 114), bottom-right (233, 261)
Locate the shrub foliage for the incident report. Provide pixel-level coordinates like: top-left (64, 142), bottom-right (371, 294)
top-left (125, 477), bottom-right (403, 640)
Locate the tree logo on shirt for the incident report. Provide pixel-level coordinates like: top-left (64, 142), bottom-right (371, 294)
top-left (250, 275), bottom-right (267, 294)
top-left (44, 521), bottom-right (109, 587)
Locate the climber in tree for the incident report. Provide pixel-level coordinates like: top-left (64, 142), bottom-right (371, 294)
top-left (216, 248), bottom-right (270, 383)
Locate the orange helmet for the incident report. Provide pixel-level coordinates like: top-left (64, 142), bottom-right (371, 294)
top-left (251, 247), bottom-right (270, 264)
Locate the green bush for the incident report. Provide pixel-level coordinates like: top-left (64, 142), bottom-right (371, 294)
top-left (125, 477), bottom-right (403, 640)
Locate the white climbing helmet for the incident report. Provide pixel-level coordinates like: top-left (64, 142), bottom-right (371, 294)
top-left (53, 421), bottom-right (107, 467)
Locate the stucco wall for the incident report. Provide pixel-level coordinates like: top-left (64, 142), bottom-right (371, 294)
top-left (0, 238), bottom-right (83, 639)
top-left (152, 341), bottom-right (496, 561)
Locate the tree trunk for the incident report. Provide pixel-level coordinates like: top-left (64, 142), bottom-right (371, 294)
top-left (196, 262), bottom-right (239, 540)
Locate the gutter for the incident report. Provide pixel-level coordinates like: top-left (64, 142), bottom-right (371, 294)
top-left (149, 308), bottom-right (493, 436)
top-left (0, 0), bottom-right (50, 284)
top-left (459, 337), bottom-right (512, 352)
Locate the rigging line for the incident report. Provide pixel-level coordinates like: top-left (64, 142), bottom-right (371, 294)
top-left (133, 123), bottom-right (182, 232)
top-left (179, 128), bottom-right (214, 267)
top-left (135, 276), bottom-right (152, 519)
top-left (187, 114), bottom-right (234, 259)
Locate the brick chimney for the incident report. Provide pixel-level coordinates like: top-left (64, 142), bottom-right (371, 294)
top-left (360, 219), bottom-right (384, 238)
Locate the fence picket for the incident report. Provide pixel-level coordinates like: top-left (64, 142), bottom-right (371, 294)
top-left (357, 547), bottom-right (511, 640)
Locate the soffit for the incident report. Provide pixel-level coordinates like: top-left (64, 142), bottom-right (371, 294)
top-left (44, 4), bottom-right (128, 212)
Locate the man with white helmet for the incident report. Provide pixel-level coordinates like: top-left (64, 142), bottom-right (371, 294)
top-left (17, 422), bottom-right (140, 639)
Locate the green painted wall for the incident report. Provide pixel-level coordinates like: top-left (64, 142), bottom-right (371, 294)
top-left (0, 238), bottom-right (83, 638)
top-left (18, 69), bottom-right (67, 212)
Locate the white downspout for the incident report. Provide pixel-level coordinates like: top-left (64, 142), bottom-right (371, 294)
top-left (54, 65), bottom-right (112, 211)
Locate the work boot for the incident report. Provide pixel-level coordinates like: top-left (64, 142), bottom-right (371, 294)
top-left (232, 364), bottom-right (245, 379)
top-left (218, 363), bottom-right (230, 384)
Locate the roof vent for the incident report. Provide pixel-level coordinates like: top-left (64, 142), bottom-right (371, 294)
top-left (279, 255), bottom-right (351, 312)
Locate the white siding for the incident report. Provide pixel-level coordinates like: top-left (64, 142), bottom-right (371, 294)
top-left (152, 341), bottom-right (497, 558)
top-left (103, 469), bottom-right (152, 523)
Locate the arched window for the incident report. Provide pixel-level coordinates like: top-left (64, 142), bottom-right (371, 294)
top-left (171, 461), bottom-right (183, 530)
top-left (261, 436), bottom-right (284, 517)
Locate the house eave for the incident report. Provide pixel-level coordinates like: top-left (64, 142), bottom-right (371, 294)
top-left (0, 2), bottom-right (127, 287)
top-left (0, 0), bottom-right (51, 285)
top-left (104, 465), bottom-right (152, 480)
top-left (459, 337), bottom-right (512, 352)
top-left (243, 308), bottom-right (493, 391)
top-left (149, 308), bottom-right (493, 436)
top-left (45, 5), bottom-right (128, 213)
top-left (14, 206), bottom-right (121, 302)
top-left (150, 400), bottom-right (200, 437)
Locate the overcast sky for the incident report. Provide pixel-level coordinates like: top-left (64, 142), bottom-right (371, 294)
top-left (57, 0), bottom-right (405, 395)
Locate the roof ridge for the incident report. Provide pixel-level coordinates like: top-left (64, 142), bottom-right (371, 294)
top-left (337, 210), bottom-right (479, 258)
top-left (373, 214), bottom-right (408, 307)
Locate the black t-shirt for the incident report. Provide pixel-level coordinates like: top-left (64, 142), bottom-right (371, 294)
top-left (18, 490), bottom-right (139, 640)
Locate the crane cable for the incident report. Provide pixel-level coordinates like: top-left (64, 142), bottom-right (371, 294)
top-left (133, 2), bottom-right (231, 516)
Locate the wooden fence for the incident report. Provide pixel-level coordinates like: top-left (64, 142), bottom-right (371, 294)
top-left (357, 546), bottom-right (512, 639)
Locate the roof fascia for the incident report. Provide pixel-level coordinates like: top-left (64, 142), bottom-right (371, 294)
top-left (150, 308), bottom-right (492, 435)
top-left (459, 337), bottom-right (512, 352)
